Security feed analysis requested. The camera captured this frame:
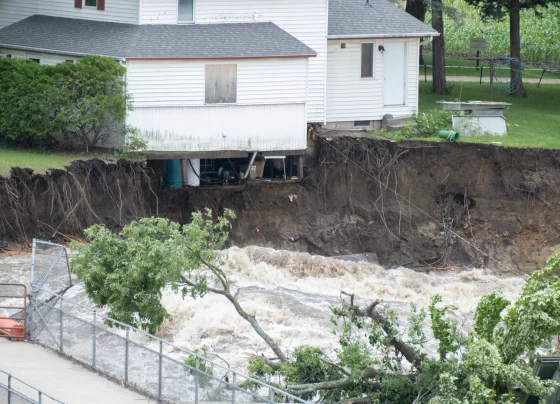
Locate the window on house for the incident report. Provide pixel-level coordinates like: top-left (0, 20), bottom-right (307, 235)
top-left (178, 0), bottom-right (194, 22)
top-left (66, 60), bottom-right (74, 63)
top-left (29, 58), bottom-right (40, 64)
top-left (361, 43), bottom-right (374, 78)
top-left (205, 65), bottom-right (237, 104)
top-left (85, 0), bottom-right (97, 6)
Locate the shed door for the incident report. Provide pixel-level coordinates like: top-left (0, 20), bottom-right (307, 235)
top-left (383, 41), bottom-right (407, 106)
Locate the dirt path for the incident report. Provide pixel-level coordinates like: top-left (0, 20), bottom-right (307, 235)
top-left (423, 75), bottom-right (560, 84)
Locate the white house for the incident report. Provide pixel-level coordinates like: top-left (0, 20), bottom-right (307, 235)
top-left (0, 0), bottom-right (436, 181)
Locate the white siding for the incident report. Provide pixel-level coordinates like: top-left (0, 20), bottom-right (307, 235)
top-left (126, 57), bottom-right (308, 152)
top-left (140, 0), bottom-right (177, 24)
top-left (127, 58), bottom-right (308, 107)
top-left (193, 0), bottom-right (327, 123)
top-left (326, 38), bottom-right (420, 123)
top-left (0, 0), bottom-right (139, 29)
top-left (128, 104), bottom-right (307, 152)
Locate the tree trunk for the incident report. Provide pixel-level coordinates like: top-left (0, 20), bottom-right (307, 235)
top-left (509, 0), bottom-right (525, 97)
top-left (224, 291), bottom-right (288, 362)
top-left (431, 0), bottom-right (448, 94)
top-left (406, 0), bottom-right (427, 65)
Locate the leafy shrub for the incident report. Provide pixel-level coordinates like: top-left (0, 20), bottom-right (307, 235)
top-left (185, 347), bottom-right (214, 388)
top-left (118, 128), bottom-right (148, 158)
top-left (0, 56), bottom-right (130, 151)
top-left (396, 109), bottom-right (454, 139)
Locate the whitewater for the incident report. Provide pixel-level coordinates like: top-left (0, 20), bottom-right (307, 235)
top-left (0, 246), bottom-right (525, 370)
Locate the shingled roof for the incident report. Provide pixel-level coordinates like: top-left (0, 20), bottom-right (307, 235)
top-left (0, 15), bottom-right (317, 59)
top-left (329, 0), bottom-right (438, 38)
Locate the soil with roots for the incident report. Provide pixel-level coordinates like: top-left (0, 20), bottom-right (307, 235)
top-left (2, 137), bottom-right (560, 273)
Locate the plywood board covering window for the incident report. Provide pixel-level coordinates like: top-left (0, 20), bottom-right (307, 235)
top-left (205, 65), bottom-right (237, 104)
top-left (361, 43), bottom-right (374, 78)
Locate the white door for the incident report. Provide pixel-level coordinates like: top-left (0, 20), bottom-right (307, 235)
top-left (383, 41), bottom-right (407, 106)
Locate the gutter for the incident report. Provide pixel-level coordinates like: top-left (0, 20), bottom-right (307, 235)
top-left (327, 32), bottom-right (440, 39)
top-left (0, 43), bottom-right (123, 59)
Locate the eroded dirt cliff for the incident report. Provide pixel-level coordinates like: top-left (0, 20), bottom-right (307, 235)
top-left (2, 137), bottom-right (560, 272)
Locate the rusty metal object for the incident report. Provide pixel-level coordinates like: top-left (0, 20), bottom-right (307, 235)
top-left (0, 283), bottom-right (27, 341)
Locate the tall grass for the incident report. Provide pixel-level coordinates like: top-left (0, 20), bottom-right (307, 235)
top-left (425, 1), bottom-right (560, 66)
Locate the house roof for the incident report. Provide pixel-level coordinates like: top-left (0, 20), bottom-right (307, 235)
top-left (0, 15), bottom-right (317, 60)
top-left (328, 0), bottom-right (438, 38)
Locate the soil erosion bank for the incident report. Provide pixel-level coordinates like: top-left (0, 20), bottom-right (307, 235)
top-left (2, 137), bottom-right (559, 272)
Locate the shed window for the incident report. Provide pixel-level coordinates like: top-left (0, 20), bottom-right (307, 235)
top-left (178, 0), bottom-right (194, 22)
top-left (361, 43), bottom-right (374, 78)
top-left (205, 65), bottom-right (237, 104)
top-left (85, 0), bottom-right (97, 6)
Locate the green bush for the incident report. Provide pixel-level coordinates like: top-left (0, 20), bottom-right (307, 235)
top-left (0, 56), bottom-right (130, 151)
top-left (395, 109), bottom-right (454, 139)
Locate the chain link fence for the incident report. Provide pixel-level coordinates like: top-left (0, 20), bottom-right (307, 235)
top-left (28, 240), bottom-right (306, 404)
top-left (0, 369), bottom-right (65, 404)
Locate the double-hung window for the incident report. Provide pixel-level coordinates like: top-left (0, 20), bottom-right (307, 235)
top-left (178, 0), bottom-right (194, 22)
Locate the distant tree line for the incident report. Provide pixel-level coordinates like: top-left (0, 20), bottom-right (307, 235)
top-left (0, 55), bottom-right (130, 152)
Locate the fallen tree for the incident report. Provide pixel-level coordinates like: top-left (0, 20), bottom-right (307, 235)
top-left (71, 211), bottom-right (560, 403)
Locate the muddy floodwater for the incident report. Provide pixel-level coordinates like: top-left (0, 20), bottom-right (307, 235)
top-left (0, 246), bottom-right (525, 370)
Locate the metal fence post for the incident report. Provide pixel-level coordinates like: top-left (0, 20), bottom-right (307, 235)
top-left (158, 340), bottom-right (163, 401)
top-left (231, 372), bottom-right (236, 404)
top-left (38, 391), bottom-right (42, 404)
top-left (7, 375), bottom-right (11, 404)
top-left (125, 327), bottom-right (129, 384)
top-left (59, 297), bottom-right (64, 353)
top-left (92, 311), bottom-right (97, 368)
top-left (30, 239), bottom-right (36, 294)
top-left (269, 387), bottom-right (274, 403)
top-left (195, 357), bottom-right (200, 404)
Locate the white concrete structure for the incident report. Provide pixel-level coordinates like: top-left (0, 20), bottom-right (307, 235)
top-left (0, 0), bottom-right (437, 156)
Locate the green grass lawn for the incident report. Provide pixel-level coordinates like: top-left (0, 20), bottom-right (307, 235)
top-left (0, 148), bottom-right (113, 177)
top-left (419, 55), bottom-right (560, 80)
top-left (408, 81), bottom-right (560, 148)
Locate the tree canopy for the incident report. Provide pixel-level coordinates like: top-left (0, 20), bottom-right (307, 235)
top-left (71, 212), bottom-right (560, 403)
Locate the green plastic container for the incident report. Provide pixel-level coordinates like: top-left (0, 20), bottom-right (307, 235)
top-left (439, 130), bottom-right (460, 142)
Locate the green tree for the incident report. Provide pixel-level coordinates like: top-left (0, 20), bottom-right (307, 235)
top-left (0, 56), bottom-right (130, 150)
top-left (463, 0), bottom-right (557, 97)
top-left (54, 55), bottom-right (131, 152)
top-left (72, 214), bottom-right (560, 402)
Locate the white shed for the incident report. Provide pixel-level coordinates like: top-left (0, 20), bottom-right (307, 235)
top-left (326, 0), bottom-right (438, 128)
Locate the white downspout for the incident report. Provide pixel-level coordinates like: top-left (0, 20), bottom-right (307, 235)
top-left (323, 0), bottom-right (329, 125)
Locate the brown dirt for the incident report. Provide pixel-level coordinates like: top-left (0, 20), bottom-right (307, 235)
top-left (3, 138), bottom-right (560, 273)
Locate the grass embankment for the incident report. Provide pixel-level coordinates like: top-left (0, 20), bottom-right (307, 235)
top-left (0, 149), bottom-right (113, 177)
top-left (419, 56), bottom-right (560, 80)
top-left (376, 82), bottom-right (560, 148)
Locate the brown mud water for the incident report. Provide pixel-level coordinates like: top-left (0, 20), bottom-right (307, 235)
top-left (2, 138), bottom-right (560, 273)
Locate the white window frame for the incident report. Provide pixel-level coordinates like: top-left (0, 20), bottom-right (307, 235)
top-left (360, 42), bottom-right (375, 79)
top-left (84, 0), bottom-right (98, 8)
top-left (177, 0), bottom-right (195, 23)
